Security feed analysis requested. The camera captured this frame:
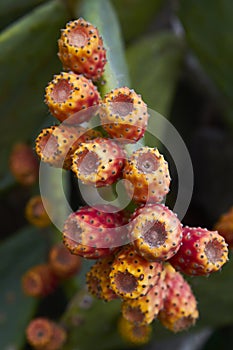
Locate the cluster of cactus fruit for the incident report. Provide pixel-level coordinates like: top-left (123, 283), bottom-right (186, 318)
top-left (13, 17), bottom-right (229, 348)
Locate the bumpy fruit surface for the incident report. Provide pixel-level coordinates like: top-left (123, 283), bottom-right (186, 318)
top-left (158, 264), bottom-right (198, 332)
top-left (58, 18), bottom-right (107, 80)
top-left (170, 226), bottom-right (228, 276)
top-left (49, 244), bottom-right (82, 279)
top-left (63, 205), bottom-right (127, 259)
top-left (123, 147), bottom-right (170, 204)
top-left (129, 204), bottom-right (182, 261)
top-left (22, 264), bottom-right (58, 297)
top-left (9, 143), bottom-right (39, 186)
top-left (71, 137), bottom-right (125, 187)
top-left (214, 207), bottom-right (233, 248)
top-left (35, 125), bottom-right (101, 170)
top-left (109, 245), bottom-right (163, 299)
top-left (25, 195), bottom-right (51, 228)
top-left (45, 72), bottom-right (100, 123)
top-left (86, 255), bottom-right (118, 301)
top-left (118, 316), bottom-right (152, 346)
top-left (121, 269), bottom-right (167, 325)
top-left (99, 87), bottom-right (149, 142)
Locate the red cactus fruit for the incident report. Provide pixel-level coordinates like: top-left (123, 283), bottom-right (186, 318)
top-left (48, 243), bottom-right (82, 279)
top-left (118, 316), bottom-right (152, 345)
top-left (86, 255), bottom-right (118, 301)
top-left (214, 207), bottom-right (233, 248)
top-left (35, 125), bottom-right (101, 170)
top-left (121, 269), bottom-right (167, 325)
top-left (158, 264), bottom-right (199, 332)
top-left (25, 195), bottom-right (51, 228)
top-left (170, 226), bottom-right (228, 276)
top-left (109, 245), bottom-right (163, 299)
top-left (99, 87), bottom-right (149, 142)
top-left (9, 143), bottom-right (39, 186)
top-left (63, 205), bottom-right (128, 259)
top-left (22, 264), bottom-right (58, 297)
top-left (45, 72), bottom-right (100, 123)
top-left (58, 18), bottom-right (107, 80)
top-left (129, 204), bottom-right (182, 261)
top-left (71, 137), bottom-right (125, 187)
top-left (123, 147), bottom-right (171, 204)
top-left (26, 318), bottom-right (66, 350)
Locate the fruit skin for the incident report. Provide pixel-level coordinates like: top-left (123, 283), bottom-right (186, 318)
top-left (45, 72), bottom-right (100, 123)
top-left (58, 18), bottom-right (107, 80)
top-left (86, 255), bottom-right (118, 301)
top-left (35, 125), bottom-right (101, 170)
top-left (129, 204), bottom-right (182, 261)
top-left (123, 147), bottom-right (171, 204)
top-left (71, 137), bottom-right (125, 187)
top-left (121, 269), bottom-right (167, 325)
top-left (25, 195), bottom-right (51, 228)
top-left (170, 226), bottom-right (228, 276)
top-left (158, 264), bottom-right (199, 332)
top-left (109, 245), bottom-right (163, 299)
top-left (214, 207), bottom-right (233, 248)
top-left (118, 316), bottom-right (152, 346)
top-left (63, 205), bottom-right (128, 259)
top-left (9, 143), bottom-right (39, 186)
top-left (99, 87), bottom-right (149, 142)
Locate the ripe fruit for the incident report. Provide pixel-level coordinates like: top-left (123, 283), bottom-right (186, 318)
top-left (123, 147), bottom-right (170, 204)
top-left (58, 18), bottom-right (107, 80)
top-left (158, 264), bottom-right (199, 332)
top-left (109, 245), bottom-right (163, 299)
top-left (118, 316), bottom-right (152, 345)
top-left (86, 255), bottom-right (118, 301)
top-left (35, 125), bottom-right (101, 170)
top-left (170, 226), bottom-right (228, 276)
top-left (129, 204), bottom-right (182, 261)
top-left (63, 205), bottom-right (128, 259)
top-left (71, 137), bottom-right (125, 187)
top-left (214, 207), bottom-right (233, 248)
top-left (45, 72), bottom-right (100, 123)
top-left (25, 195), bottom-right (51, 228)
top-left (99, 87), bottom-right (149, 142)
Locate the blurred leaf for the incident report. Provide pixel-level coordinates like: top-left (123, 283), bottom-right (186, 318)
top-left (79, 0), bottom-right (130, 94)
top-left (126, 32), bottom-right (184, 116)
top-left (112, 0), bottom-right (163, 43)
top-left (0, 226), bottom-right (48, 349)
top-left (0, 0), bottom-right (69, 183)
top-left (179, 0), bottom-right (233, 126)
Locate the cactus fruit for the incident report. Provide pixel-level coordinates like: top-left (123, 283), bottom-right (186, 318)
top-left (45, 72), bottom-right (100, 123)
top-left (99, 87), bottom-right (149, 142)
top-left (109, 245), bottom-right (163, 299)
top-left (158, 264), bottom-right (198, 332)
top-left (170, 227), bottom-right (228, 276)
top-left (129, 204), bottom-right (182, 261)
top-left (118, 316), bottom-right (152, 345)
top-left (58, 18), bottom-right (107, 80)
top-left (123, 147), bottom-right (171, 204)
top-left (71, 137), bottom-right (125, 187)
top-left (214, 207), bottom-right (233, 248)
top-left (25, 195), bottom-right (51, 228)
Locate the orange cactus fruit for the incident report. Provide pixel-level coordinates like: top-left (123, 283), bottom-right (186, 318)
top-left (123, 147), bottom-right (171, 204)
top-left (22, 264), bottom-right (58, 297)
top-left (170, 226), bottom-right (228, 276)
top-left (25, 195), bottom-right (51, 228)
top-left (9, 142), bottom-right (39, 186)
top-left (26, 318), bottom-right (66, 350)
top-left (86, 255), bottom-right (118, 301)
top-left (45, 72), bottom-right (100, 123)
top-left (71, 137), bottom-right (125, 187)
top-left (121, 269), bottom-right (167, 325)
top-left (118, 316), bottom-right (152, 346)
top-left (109, 245), bottom-right (163, 299)
top-left (129, 203), bottom-right (183, 261)
top-left (158, 264), bottom-right (199, 332)
top-left (48, 243), bottom-right (82, 279)
top-left (214, 207), bottom-right (233, 248)
top-left (99, 87), bottom-right (149, 142)
top-left (58, 18), bottom-right (107, 80)
top-left (35, 125), bottom-right (101, 170)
